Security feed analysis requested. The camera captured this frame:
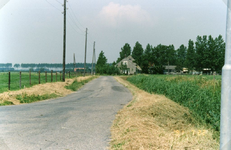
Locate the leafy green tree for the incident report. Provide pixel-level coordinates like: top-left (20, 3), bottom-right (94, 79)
top-left (117, 43), bottom-right (131, 63)
top-left (132, 41), bottom-right (144, 67)
top-left (166, 45), bottom-right (176, 65)
top-left (185, 39), bottom-right (195, 73)
top-left (141, 44), bottom-right (152, 73)
top-left (195, 35), bottom-right (208, 72)
top-left (176, 44), bottom-right (187, 72)
top-left (96, 51), bottom-right (107, 74)
top-left (214, 35), bottom-right (225, 73)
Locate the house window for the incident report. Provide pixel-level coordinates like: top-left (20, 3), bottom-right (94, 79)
top-left (123, 61), bottom-right (128, 65)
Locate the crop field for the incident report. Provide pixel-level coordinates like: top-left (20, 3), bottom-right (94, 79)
top-left (0, 72), bottom-right (81, 93)
top-left (127, 75), bottom-right (221, 133)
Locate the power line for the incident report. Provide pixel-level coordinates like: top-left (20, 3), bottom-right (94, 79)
top-left (66, 19), bottom-right (85, 35)
top-left (66, 13), bottom-right (85, 33)
top-left (55, 0), bottom-right (62, 5)
top-left (45, 0), bottom-right (62, 12)
top-left (67, 2), bottom-right (85, 30)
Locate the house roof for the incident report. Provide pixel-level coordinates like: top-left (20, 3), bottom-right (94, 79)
top-left (116, 55), bottom-right (142, 70)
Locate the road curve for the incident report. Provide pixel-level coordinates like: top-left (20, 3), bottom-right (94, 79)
top-left (0, 76), bottom-right (132, 150)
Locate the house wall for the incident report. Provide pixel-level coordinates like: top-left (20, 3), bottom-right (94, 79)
top-left (117, 56), bottom-right (137, 74)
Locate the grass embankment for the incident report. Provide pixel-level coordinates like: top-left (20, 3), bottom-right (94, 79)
top-left (0, 76), bottom-right (97, 105)
top-left (127, 75), bottom-right (220, 133)
top-left (110, 76), bottom-right (219, 150)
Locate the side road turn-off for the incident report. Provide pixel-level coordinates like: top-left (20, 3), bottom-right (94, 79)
top-left (0, 76), bottom-right (132, 150)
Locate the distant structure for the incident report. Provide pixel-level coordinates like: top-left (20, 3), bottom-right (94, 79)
top-left (116, 55), bottom-right (141, 75)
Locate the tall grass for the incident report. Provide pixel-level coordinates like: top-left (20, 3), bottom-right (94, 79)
top-left (127, 75), bottom-right (221, 132)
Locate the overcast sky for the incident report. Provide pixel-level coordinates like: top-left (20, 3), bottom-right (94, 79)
top-left (0, 0), bottom-right (227, 64)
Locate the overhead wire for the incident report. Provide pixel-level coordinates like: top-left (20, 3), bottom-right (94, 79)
top-left (67, 1), bottom-right (85, 30)
top-left (66, 2), bottom-right (85, 33)
top-left (45, 0), bottom-right (62, 12)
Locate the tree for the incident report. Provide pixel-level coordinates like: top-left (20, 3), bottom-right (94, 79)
top-left (141, 44), bottom-right (152, 73)
top-left (176, 44), bottom-right (187, 72)
top-left (166, 44), bottom-right (176, 65)
top-left (96, 51), bottom-right (107, 74)
top-left (14, 64), bottom-right (20, 68)
top-left (195, 35), bottom-right (208, 72)
top-left (132, 41), bottom-right (144, 67)
top-left (117, 43), bottom-right (131, 63)
top-left (214, 35), bottom-right (225, 73)
top-left (185, 39), bottom-right (195, 73)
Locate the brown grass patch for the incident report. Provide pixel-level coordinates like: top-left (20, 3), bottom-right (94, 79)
top-left (0, 76), bottom-right (94, 105)
top-left (110, 76), bottom-right (219, 150)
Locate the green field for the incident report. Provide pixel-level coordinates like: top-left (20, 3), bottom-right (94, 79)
top-left (127, 75), bottom-right (221, 133)
top-left (0, 72), bottom-right (82, 93)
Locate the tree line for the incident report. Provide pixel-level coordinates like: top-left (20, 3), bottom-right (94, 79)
top-left (115, 35), bottom-right (225, 74)
top-left (6, 63), bottom-right (92, 68)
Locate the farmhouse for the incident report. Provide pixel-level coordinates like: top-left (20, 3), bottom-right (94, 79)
top-left (116, 55), bottom-right (141, 75)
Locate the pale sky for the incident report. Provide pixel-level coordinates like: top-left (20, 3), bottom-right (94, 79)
top-left (0, 0), bottom-right (227, 64)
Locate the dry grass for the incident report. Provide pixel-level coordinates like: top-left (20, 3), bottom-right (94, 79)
top-left (110, 76), bottom-right (219, 150)
top-left (0, 76), bottom-right (94, 105)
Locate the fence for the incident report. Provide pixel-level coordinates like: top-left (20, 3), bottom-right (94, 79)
top-left (0, 71), bottom-right (91, 93)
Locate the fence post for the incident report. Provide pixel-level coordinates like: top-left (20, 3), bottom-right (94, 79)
top-left (51, 70), bottom-right (53, 82)
top-left (56, 72), bottom-right (57, 82)
top-left (19, 71), bottom-right (21, 89)
top-left (29, 71), bottom-right (31, 86)
top-left (39, 71), bottom-right (40, 84)
top-left (8, 71), bottom-right (10, 90)
top-left (69, 71), bottom-right (70, 78)
top-left (45, 71), bottom-right (47, 82)
top-left (60, 72), bottom-right (61, 81)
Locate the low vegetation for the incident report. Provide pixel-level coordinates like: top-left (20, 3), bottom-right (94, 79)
top-left (65, 76), bottom-right (97, 91)
top-left (110, 76), bottom-right (219, 149)
top-left (0, 100), bottom-right (14, 106)
top-left (16, 93), bottom-right (59, 103)
top-left (127, 75), bottom-right (221, 137)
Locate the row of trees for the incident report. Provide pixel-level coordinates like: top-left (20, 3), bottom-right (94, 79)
top-left (0, 63), bottom-right (12, 68)
top-left (116, 35), bottom-right (225, 74)
top-left (9, 63), bottom-right (92, 69)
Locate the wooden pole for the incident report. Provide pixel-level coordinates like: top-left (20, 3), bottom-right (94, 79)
top-left (39, 71), bottom-right (40, 84)
top-left (51, 70), bottom-right (53, 82)
top-left (62, 0), bottom-right (67, 82)
top-left (84, 28), bottom-right (88, 77)
top-left (19, 71), bottom-right (21, 88)
top-left (8, 71), bottom-right (10, 90)
top-left (29, 71), bottom-right (31, 86)
top-left (45, 71), bottom-right (47, 82)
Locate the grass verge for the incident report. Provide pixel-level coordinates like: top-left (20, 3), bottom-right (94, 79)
top-left (0, 76), bottom-right (98, 105)
top-left (16, 93), bottom-right (59, 103)
top-left (110, 76), bottom-right (219, 150)
top-left (65, 76), bottom-right (97, 91)
top-left (0, 100), bottom-right (14, 106)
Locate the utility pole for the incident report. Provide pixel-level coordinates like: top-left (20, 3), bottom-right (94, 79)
top-left (84, 28), bottom-right (88, 77)
top-left (91, 41), bottom-right (95, 75)
top-left (221, 0), bottom-right (231, 149)
top-left (62, 0), bottom-right (67, 82)
top-left (73, 53), bottom-right (76, 70)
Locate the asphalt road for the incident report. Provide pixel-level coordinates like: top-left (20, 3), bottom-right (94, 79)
top-left (0, 76), bottom-right (132, 150)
